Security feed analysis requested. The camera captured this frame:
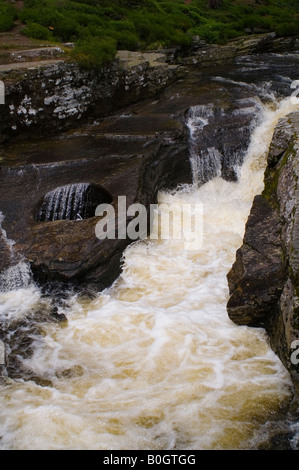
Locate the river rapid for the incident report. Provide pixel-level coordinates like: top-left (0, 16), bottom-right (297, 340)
top-left (0, 52), bottom-right (299, 450)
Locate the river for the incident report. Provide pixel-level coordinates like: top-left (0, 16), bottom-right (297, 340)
top-left (0, 52), bottom-right (299, 450)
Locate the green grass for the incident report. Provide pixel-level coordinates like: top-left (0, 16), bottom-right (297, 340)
top-left (1, 0), bottom-right (299, 67)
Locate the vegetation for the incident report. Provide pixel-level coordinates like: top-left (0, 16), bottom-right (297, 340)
top-left (0, 0), bottom-right (299, 67)
top-left (0, 0), bottom-right (17, 32)
top-left (70, 37), bottom-right (117, 69)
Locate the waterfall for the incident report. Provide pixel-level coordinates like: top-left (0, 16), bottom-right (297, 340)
top-left (186, 102), bottom-right (261, 186)
top-left (0, 262), bottom-right (33, 293)
top-left (187, 105), bottom-right (221, 186)
top-left (1, 53), bottom-right (299, 450)
top-left (0, 211), bottom-right (15, 258)
top-left (0, 213), bottom-right (32, 293)
top-left (36, 183), bottom-right (91, 222)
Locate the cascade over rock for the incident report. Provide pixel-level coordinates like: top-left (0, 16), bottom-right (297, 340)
top-left (35, 183), bottom-right (113, 222)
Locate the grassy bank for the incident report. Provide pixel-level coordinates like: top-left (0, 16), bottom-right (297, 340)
top-left (1, 0), bottom-right (299, 67)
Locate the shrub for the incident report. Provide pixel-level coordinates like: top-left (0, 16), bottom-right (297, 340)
top-left (0, 1), bottom-right (17, 32)
top-left (22, 23), bottom-right (52, 40)
top-left (190, 22), bottom-right (221, 43)
top-left (20, 7), bottom-right (64, 28)
top-left (110, 20), bottom-right (136, 33)
top-left (24, 0), bottom-right (47, 7)
top-left (275, 20), bottom-right (299, 36)
top-left (111, 31), bottom-right (140, 50)
top-left (70, 37), bottom-right (117, 68)
top-left (50, 17), bottom-right (80, 41)
top-left (16, 0), bottom-right (299, 57)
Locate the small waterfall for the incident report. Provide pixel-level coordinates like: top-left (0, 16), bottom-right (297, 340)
top-left (0, 212), bottom-right (28, 290)
top-left (36, 183), bottom-right (91, 222)
top-left (0, 212), bottom-right (15, 258)
top-left (187, 99), bottom-right (262, 186)
top-left (36, 183), bottom-right (113, 222)
top-left (212, 76), bottom-right (277, 103)
top-left (0, 262), bottom-right (33, 293)
top-left (187, 105), bottom-right (221, 186)
top-left (191, 145), bottom-right (222, 187)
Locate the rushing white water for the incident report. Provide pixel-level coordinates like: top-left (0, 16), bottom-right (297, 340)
top-left (0, 261), bottom-right (40, 328)
top-left (212, 76), bottom-right (278, 103)
top-left (0, 212), bottom-right (15, 258)
top-left (186, 99), bottom-right (262, 186)
top-left (187, 105), bottom-right (221, 185)
top-left (0, 262), bottom-right (32, 293)
top-left (0, 96), bottom-right (298, 450)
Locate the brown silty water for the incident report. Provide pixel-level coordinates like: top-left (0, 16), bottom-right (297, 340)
top-left (0, 52), bottom-right (299, 449)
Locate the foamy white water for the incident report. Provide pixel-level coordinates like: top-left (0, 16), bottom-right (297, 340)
top-left (0, 96), bottom-right (298, 450)
top-left (0, 211), bottom-right (15, 257)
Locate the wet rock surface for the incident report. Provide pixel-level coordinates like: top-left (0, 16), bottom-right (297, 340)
top-left (0, 51), bottom-right (181, 144)
top-left (180, 33), bottom-right (299, 67)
